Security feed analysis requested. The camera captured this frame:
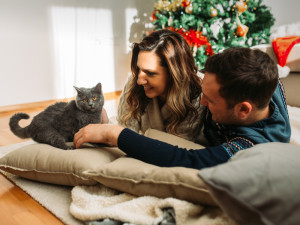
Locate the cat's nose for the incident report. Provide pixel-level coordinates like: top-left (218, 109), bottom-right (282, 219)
top-left (88, 102), bottom-right (94, 108)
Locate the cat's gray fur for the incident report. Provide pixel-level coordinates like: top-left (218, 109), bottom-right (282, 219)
top-left (9, 83), bottom-right (104, 150)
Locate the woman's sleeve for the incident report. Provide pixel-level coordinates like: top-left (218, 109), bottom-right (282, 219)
top-left (117, 128), bottom-right (230, 169)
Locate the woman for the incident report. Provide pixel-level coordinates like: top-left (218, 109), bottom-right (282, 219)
top-left (117, 29), bottom-right (205, 143)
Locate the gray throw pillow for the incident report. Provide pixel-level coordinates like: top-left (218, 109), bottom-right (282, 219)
top-left (198, 142), bottom-right (300, 225)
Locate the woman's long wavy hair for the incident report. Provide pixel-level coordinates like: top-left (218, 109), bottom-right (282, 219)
top-left (120, 29), bottom-right (202, 135)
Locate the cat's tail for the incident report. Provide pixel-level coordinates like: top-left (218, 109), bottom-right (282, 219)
top-left (9, 113), bottom-right (31, 138)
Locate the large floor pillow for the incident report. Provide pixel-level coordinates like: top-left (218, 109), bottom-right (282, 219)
top-left (199, 142), bottom-right (300, 225)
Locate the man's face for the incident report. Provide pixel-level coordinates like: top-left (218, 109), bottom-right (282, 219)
top-left (200, 72), bottom-right (238, 125)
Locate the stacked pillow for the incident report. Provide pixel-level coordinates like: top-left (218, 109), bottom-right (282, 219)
top-left (1, 129), bottom-right (300, 225)
top-left (0, 129), bottom-right (216, 206)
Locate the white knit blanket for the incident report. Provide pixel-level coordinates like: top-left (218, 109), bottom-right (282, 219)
top-left (70, 185), bottom-right (235, 225)
top-left (70, 106), bottom-right (300, 225)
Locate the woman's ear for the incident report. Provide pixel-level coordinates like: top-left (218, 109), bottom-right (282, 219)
top-left (234, 101), bottom-right (252, 120)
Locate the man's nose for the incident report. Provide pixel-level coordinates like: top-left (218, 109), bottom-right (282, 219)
top-left (200, 96), bottom-right (207, 106)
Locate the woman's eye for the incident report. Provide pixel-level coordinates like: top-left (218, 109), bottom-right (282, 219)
top-left (83, 99), bottom-right (87, 103)
top-left (147, 72), bottom-right (155, 77)
top-left (92, 97), bottom-right (97, 101)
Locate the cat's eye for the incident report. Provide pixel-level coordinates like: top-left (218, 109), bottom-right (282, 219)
top-left (83, 99), bottom-right (87, 103)
top-left (92, 97), bottom-right (97, 101)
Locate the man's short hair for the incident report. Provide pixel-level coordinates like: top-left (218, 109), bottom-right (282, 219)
top-left (204, 47), bottom-right (278, 109)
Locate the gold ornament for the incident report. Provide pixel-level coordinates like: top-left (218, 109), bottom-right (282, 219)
top-left (154, 0), bottom-right (184, 12)
top-left (236, 23), bottom-right (249, 37)
top-left (210, 7), bottom-right (218, 17)
top-left (235, 0), bottom-right (247, 15)
top-left (185, 5), bottom-right (193, 14)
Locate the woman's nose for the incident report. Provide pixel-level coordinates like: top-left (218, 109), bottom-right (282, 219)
top-left (137, 72), bottom-right (147, 85)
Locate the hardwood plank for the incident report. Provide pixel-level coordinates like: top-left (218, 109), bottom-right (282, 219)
top-left (0, 174), bottom-right (64, 225)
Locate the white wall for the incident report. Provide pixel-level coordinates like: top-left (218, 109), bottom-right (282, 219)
top-left (264, 0), bottom-right (300, 28)
top-left (0, 0), bottom-right (154, 107)
top-left (0, 0), bottom-right (299, 107)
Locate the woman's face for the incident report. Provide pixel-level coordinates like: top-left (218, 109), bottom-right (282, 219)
top-left (136, 51), bottom-right (169, 101)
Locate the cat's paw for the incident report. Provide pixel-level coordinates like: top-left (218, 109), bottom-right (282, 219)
top-left (65, 146), bottom-right (75, 150)
top-left (58, 144), bottom-right (75, 150)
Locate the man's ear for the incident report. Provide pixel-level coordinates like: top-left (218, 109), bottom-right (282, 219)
top-left (234, 101), bottom-right (252, 120)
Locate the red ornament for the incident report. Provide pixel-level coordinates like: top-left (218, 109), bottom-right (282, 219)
top-left (151, 11), bottom-right (158, 22)
top-left (182, 0), bottom-right (190, 8)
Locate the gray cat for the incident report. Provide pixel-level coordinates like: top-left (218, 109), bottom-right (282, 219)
top-left (9, 83), bottom-right (104, 150)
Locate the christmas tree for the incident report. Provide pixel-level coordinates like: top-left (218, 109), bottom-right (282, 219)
top-left (152, 0), bottom-right (275, 68)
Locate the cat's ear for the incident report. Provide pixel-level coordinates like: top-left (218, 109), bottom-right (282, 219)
top-left (74, 86), bottom-right (83, 94)
top-left (94, 83), bottom-right (102, 93)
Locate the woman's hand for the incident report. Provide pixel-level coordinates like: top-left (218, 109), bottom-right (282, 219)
top-left (73, 124), bottom-right (124, 149)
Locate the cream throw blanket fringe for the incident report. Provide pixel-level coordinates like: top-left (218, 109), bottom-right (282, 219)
top-left (70, 184), bottom-right (234, 225)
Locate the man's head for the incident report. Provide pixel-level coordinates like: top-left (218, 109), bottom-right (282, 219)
top-left (201, 47), bottom-right (278, 125)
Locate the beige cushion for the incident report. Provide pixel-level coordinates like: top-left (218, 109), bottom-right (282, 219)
top-left (84, 157), bottom-right (216, 206)
top-left (281, 72), bottom-right (300, 107)
top-left (84, 129), bottom-right (216, 206)
top-left (0, 143), bottom-right (125, 186)
top-left (286, 43), bottom-right (300, 72)
top-left (144, 128), bottom-right (204, 149)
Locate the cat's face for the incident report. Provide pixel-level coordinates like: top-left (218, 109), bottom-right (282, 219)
top-left (74, 83), bottom-right (104, 112)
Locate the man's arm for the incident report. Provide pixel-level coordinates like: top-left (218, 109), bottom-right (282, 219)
top-left (74, 124), bottom-right (230, 169)
top-left (118, 128), bottom-right (230, 169)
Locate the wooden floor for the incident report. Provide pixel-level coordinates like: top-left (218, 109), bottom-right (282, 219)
top-left (0, 94), bottom-right (120, 225)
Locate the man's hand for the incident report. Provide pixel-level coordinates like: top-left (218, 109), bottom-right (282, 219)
top-left (73, 124), bottom-right (124, 149)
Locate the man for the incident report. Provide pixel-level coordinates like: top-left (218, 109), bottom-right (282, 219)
top-left (200, 47), bottom-right (291, 157)
top-left (73, 47), bottom-right (291, 169)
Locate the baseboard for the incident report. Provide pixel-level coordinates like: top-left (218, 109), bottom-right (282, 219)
top-left (0, 90), bottom-right (122, 117)
top-left (103, 90), bottom-right (122, 100)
